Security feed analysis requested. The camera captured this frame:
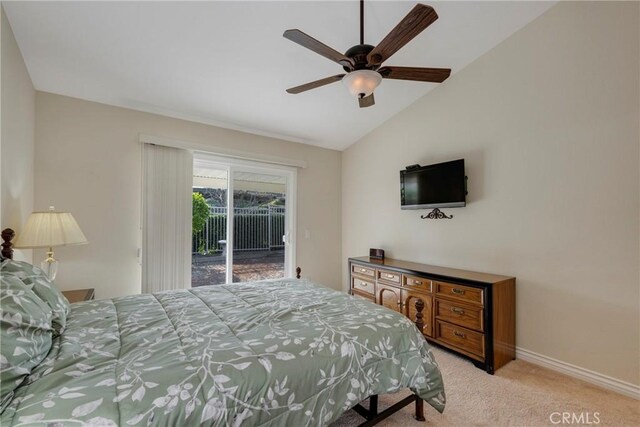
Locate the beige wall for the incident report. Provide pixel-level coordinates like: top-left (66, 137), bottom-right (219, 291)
top-left (342, 1), bottom-right (639, 386)
top-left (35, 92), bottom-right (342, 299)
top-left (1, 6), bottom-right (35, 262)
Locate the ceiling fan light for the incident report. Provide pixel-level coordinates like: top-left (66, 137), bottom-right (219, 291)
top-left (342, 70), bottom-right (382, 98)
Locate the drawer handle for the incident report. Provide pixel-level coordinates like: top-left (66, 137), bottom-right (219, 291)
top-left (453, 330), bottom-right (466, 339)
top-left (451, 288), bottom-right (465, 295)
top-left (360, 268), bottom-right (367, 273)
top-left (386, 274), bottom-right (395, 279)
top-left (451, 307), bottom-right (465, 315)
top-left (413, 280), bottom-right (422, 285)
top-left (359, 282), bottom-right (368, 287)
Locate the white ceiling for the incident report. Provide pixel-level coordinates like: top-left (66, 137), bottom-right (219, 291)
top-left (4, 1), bottom-right (555, 150)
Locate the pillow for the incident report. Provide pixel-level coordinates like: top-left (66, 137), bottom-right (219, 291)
top-left (0, 260), bottom-right (70, 335)
top-left (0, 275), bottom-right (54, 412)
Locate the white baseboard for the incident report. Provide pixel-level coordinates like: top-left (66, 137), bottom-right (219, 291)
top-left (515, 347), bottom-right (639, 399)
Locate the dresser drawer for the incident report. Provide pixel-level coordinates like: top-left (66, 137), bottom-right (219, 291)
top-left (377, 269), bottom-right (401, 284)
top-left (352, 264), bottom-right (375, 278)
top-left (351, 277), bottom-right (375, 295)
top-left (436, 321), bottom-right (485, 359)
top-left (435, 299), bottom-right (483, 332)
top-left (402, 274), bottom-right (432, 293)
top-left (435, 281), bottom-right (483, 306)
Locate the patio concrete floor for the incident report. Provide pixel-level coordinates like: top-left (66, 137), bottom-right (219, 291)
top-left (191, 250), bottom-right (284, 287)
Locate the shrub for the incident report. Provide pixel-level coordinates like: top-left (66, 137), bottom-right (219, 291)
top-left (192, 192), bottom-right (210, 234)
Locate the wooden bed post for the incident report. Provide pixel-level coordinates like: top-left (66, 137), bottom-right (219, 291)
top-left (296, 267), bottom-right (301, 279)
top-left (414, 398), bottom-right (425, 422)
top-left (1, 228), bottom-right (15, 260)
top-left (413, 298), bottom-right (426, 422)
top-left (414, 298), bottom-right (425, 334)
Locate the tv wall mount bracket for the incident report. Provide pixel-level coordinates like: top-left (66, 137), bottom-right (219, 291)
top-left (421, 208), bottom-right (453, 220)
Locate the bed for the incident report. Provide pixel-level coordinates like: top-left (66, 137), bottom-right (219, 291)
top-left (0, 229), bottom-right (445, 426)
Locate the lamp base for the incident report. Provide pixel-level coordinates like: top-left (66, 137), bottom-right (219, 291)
top-left (41, 249), bottom-right (58, 281)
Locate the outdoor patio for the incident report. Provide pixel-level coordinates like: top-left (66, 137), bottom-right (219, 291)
top-left (191, 249), bottom-right (285, 287)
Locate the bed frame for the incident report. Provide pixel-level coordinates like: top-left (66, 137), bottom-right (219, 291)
top-left (1, 227), bottom-right (427, 425)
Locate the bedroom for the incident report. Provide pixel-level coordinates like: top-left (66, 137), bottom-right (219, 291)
top-left (0, 0), bottom-right (638, 426)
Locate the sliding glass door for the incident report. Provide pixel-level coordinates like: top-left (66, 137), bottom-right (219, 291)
top-left (231, 171), bottom-right (287, 282)
top-left (191, 155), bottom-right (295, 287)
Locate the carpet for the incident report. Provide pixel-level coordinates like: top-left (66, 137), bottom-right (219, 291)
top-left (331, 347), bottom-right (639, 426)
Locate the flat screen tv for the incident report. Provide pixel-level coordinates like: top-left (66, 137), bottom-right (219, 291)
top-left (400, 159), bottom-right (466, 209)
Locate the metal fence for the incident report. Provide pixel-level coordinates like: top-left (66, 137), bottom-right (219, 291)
top-left (192, 206), bottom-right (286, 254)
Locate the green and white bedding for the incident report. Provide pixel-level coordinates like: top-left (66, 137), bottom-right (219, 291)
top-left (1, 260), bottom-right (70, 335)
top-left (1, 278), bottom-right (445, 426)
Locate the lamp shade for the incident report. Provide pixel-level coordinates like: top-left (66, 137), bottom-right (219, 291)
top-left (342, 70), bottom-right (382, 97)
top-left (14, 207), bottom-right (88, 249)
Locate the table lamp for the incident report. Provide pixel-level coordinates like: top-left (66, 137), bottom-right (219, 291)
top-left (14, 206), bottom-right (88, 280)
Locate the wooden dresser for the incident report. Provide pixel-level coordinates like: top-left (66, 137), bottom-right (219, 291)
top-left (349, 256), bottom-right (515, 374)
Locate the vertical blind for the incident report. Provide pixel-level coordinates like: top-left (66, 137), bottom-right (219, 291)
top-left (142, 144), bottom-right (193, 293)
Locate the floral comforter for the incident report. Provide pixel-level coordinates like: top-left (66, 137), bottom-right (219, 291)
top-left (1, 279), bottom-right (445, 426)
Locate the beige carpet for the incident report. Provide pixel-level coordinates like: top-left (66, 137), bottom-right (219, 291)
top-left (332, 347), bottom-right (639, 426)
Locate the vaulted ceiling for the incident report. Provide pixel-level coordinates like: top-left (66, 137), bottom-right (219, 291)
top-left (4, 1), bottom-right (555, 150)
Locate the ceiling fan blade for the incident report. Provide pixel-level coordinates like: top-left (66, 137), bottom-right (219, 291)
top-left (358, 93), bottom-right (375, 108)
top-left (284, 29), bottom-right (354, 69)
top-left (286, 74), bottom-right (345, 94)
top-left (379, 66), bottom-right (451, 83)
top-left (367, 4), bottom-right (438, 66)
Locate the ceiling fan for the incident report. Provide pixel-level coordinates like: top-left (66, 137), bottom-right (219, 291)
top-left (284, 0), bottom-right (451, 108)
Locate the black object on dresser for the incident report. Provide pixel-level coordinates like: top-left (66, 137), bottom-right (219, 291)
top-left (349, 256), bottom-right (516, 374)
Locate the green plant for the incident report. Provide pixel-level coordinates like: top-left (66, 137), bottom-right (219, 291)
top-left (192, 192), bottom-right (210, 235)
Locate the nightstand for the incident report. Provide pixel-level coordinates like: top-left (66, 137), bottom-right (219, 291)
top-left (62, 288), bottom-right (95, 303)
